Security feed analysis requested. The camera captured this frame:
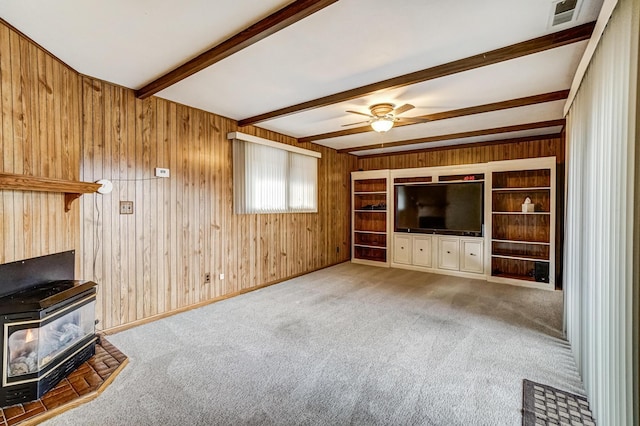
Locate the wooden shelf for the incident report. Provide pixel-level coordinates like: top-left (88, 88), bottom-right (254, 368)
top-left (354, 209), bottom-right (386, 213)
top-left (492, 239), bottom-right (550, 245)
top-left (492, 187), bottom-right (551, 191)
top-left (354, 244), bottom-right (387, 250)
top-left (0, 172), bottom-right (101, 212)
top-left (354, 230), bottom-right (386, 235)
top-left (491, 272), bottom-right (537, 282)
top-left (492, 212), bottom-right (550, 215)
top-left (354, 191), bottom-right (386, 195)
top-left (492, 254), bottom-right (549, 262)
top-left (354, 232), bottom-right (386, 248)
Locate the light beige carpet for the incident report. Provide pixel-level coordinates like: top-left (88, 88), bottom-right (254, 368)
top-left (43, 263), bottom-right (584, 425)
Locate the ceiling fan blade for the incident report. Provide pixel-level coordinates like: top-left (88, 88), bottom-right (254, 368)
top-left (392, 104), bottom-right (415, 116)
top-left (346, 110), bottom-right (374, 118)
top-left (342, 120), bottom-right (371, 127)
top-left (396, 116), bottom-right (429, 124)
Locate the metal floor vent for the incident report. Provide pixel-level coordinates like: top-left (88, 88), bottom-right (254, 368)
top-left (551, 0), bottom-right (581, 26)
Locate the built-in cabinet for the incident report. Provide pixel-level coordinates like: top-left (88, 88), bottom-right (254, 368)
top-left (412, 236), bottom-right (432, 268)
top-left (351, 157), bottom-right (557, 290)
top-left (393, 233), bottom-right (483, 277)
top-left (352, 170), bottom-right (390, 266)
top-left (460, 239), bottom-right (483, 273)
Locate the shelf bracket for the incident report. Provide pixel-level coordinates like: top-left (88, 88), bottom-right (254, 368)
top-left (64, 193), bottom-right (82, 212)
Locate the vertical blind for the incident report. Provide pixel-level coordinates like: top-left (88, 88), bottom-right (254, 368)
top-left (564, 0), bottom-right (638, 423)
top-left (231, 133), bottom-right (319, 214)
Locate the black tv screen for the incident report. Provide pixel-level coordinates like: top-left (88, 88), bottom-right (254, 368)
top-left (394, 182), bottom-right (484, 235)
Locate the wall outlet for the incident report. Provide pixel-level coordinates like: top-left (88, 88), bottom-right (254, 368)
top-left (155, 167), bottom-right (170, 178)
top-left (219, 273), bottom-right (224, 280)
top-left (119, 201), bottom-right (133, 215)
top-left (204, 273), bottom-right (211, 283)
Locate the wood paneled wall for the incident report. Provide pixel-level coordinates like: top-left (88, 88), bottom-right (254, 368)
top-left (79, 78), bottom-right (356, 330)
top-left (357, 137), bottom-right (565, 170)
top-left (0, 22), bottom-right (82, 267)
top-left (0, 19), bottom-right (356, 330)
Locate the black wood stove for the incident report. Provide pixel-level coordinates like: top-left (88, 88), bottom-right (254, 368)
top-left (0, 251), bottom-right (97, 406)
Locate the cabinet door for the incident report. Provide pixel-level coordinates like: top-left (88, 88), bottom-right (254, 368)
top-left (412, 236), bottom-right (432, 267)
top-left (393, 234), bottom-right (411, 264)
top-left (461, 239), bottom-right (483, 273)
top-left (438, 237), bottom-right (459, 270)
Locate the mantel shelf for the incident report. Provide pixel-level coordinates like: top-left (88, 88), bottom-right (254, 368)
top-left (0, 172), bottom-right (101, 212)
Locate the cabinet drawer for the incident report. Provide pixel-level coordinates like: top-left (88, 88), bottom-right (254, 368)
top-left (393, 234), bottom-right (411, 264)
top-left (438, 237), bottom-right (460, 270)
top-left (412, 236), bottom-right (432, 267)
top-left (461, 240), bottom-right (483, 273)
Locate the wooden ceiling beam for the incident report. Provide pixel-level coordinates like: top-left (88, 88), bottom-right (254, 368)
top-left (298, 90), bottom-right (569, 142)
top-left (355, 133), bottom-right (563, 159)
top-left (336, 119), bottom-right (566, 154)
top-left (136, 0), bottom-right (339, 99)
top-left (238, 22), bottom-right (595, 126)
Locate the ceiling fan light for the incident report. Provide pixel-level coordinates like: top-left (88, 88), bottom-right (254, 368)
top-left (371, 118), bottom-right (394, 133)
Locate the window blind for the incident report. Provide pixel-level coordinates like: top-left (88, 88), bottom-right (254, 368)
top-left (230, 132), bottom-right (320, 214)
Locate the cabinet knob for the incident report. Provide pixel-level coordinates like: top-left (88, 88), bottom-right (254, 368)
top-left (401, 246), bottom-right (404, 250)
top-left (419, 248), bottom-right (423, 252)
top-left (447, 251), bottom-right (451, 254)
top-left (470, 253), bottom-right (476, 256)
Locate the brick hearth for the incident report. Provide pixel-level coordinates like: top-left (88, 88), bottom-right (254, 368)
top-left (0, 337), bottom-right (128, 426)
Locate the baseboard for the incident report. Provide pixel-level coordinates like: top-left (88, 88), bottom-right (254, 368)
top-left (101, 260), bottom-right (349, 335)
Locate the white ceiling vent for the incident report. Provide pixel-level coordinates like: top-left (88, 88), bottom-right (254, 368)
top-left (550, 0), bottom-right (582, 27)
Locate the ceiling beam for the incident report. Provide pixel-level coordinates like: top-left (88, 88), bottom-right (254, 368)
top-left (298, 90), bottom-right (569, 142)
top-left (135, 0), bottom-right (339, 99)
top-left (238, 22), bottom-right (595, 126)
top-left (336, 119), bottom-right (566, 154)
top-left (356, 133), bottom-right (563, 159)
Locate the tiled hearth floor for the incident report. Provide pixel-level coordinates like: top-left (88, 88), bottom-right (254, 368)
top-left (0, 337), bottom-right (128, 426)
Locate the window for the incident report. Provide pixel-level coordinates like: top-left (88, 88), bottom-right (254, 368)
top-left (230, 132), bottom-right (320, 214)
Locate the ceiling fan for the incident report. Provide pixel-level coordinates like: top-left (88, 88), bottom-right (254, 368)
top-left (343, 103), bottom-right (429, 133)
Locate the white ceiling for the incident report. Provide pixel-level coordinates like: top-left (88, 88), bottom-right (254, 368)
top-left (0, 0), bottom-right (604, 156)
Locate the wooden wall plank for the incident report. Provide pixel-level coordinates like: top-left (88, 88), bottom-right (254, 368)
top-left (357, 137), bottom-right (564, 171)
top-left (0, 22), bottom-right (80, 268)
top-left (0, 19), bottom-right (358, 330)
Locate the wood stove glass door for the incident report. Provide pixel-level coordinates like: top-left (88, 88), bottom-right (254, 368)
top-left (5, 299), bottom-right (96, 381)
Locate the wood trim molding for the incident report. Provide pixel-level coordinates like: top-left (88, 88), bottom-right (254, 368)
top-left (299, 90), bottom-right (569, 143)
top-left (356, 133), bottom-right (563, 159)
top-left (337, 119), bottom-right (566, 154)
top-left (136, 0), bottom-right (338, 99)
top-left (238, 22), bottom-right (595, 126)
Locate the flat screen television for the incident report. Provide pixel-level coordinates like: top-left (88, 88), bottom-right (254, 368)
top-left (394, 182), bottom-right (484, 236)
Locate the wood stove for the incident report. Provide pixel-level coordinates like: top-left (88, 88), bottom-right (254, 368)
top-left (0, 251), bottom-right (97, 406)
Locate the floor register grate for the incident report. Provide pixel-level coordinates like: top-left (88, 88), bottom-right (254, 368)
top-left (522, 379), bottom-right (596, 426)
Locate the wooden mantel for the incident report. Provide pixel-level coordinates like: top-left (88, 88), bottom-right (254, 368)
top-left (0, 172), bottom-right (101, 212)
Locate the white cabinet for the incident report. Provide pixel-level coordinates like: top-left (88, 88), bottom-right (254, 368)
top-left (461, 239), bottom-right (483, 273)
top-left (392, 234), bottom-right (484, 277)
top-left (438, 237), bottom-right (460, 270)
top-left (412, 236), bottom-right (433, 267)
top-left (393, 234), bottom-right (411, 264)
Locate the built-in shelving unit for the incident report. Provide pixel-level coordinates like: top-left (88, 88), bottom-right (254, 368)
top-left (489, 159), bottom-right (555, 288)
top-left (351, 158), bottom-right (557, 290)
top-left (352, 171), bottom-right (390, 265)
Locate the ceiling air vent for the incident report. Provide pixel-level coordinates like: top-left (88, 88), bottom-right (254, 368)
top-left (550, 0), bottom-right (581, 26)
